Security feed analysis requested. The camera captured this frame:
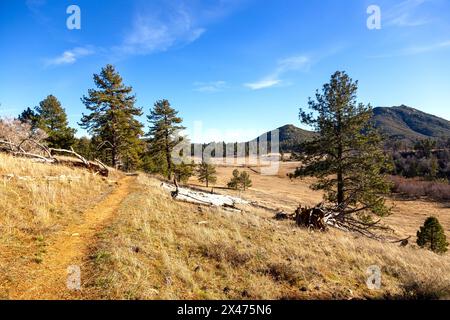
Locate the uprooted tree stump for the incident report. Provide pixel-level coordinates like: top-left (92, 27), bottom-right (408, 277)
top-left (285, 203), bottom-right (410, 244)
top-left (294, 205), bottom-right (328, 231)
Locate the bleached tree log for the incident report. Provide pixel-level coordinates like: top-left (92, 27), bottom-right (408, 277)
top-left (161, 182), bottom-right (248, 209)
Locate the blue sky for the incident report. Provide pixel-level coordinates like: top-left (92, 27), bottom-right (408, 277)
top-left (1, 0), bottom-right (450, 142)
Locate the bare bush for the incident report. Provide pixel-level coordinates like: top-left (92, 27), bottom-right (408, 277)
top-left (0, 117), bottom-right (109, 176)
top-left (0, 118), bottom-right (48, 154)
top-left (390, 176), bottom-right (450, 201)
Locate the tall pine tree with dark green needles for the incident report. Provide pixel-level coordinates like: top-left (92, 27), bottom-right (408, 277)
top-left (295, 71), bottom-right (392, 218)
top-left (18, 107), bottom-right (39, 130)
top-left (35, 95), bottom-right (76, 149)
top-left (146, 99), bottom-right (185, 179)
top-left (79, 64), bottom-right (144, 170)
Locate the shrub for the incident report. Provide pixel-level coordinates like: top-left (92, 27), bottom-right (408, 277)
top-left (390, 176), bottom-right (450, 201)
top-left (173, 162), bottom-right (194, 184)
top-left (0, 118), bottom-right (47, 154)
top-left (416, 217), bottom-right (448, 254)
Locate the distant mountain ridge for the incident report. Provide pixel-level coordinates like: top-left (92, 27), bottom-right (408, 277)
top-left (192, 106), bottom-right (450, 153)
top-left (258, 106), bottom-right (450, 152)
top-left (372, 105), bottom-right (450, 142)
top-left (254, 124), bottom-right (316, 153)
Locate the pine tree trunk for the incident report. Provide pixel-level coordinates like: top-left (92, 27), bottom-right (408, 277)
top-left (165, 136), bottom-right (172, 180)
top-left (336, 111), bottom-right (344, 207)
top-left (337, 170), bottom-right (344, 206)
top-left (112, 146), bottom-right (117, 169)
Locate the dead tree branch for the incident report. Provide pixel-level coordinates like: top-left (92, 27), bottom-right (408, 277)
top-left (0, 139), bottom-right (109, 176)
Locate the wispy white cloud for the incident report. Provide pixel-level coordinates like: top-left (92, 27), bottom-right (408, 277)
top-left (384, 0), bottom-right (434, 27)
top-left (244, 55), bottom-right (311, 90)
top-left (45, 47), bottom-right (95, 66)
top-left (244, 78), bottom-right (281, 90)
top-left (115, 2), bottom-right (207, 56)
top-left (38, 1), bottom-right (246, 64)
top-left (370, 39), bottom-right (450, 58)
top-left (114, 0), bottom-right (248, 58)
top-left (194, 81), bottom-right (227, 92)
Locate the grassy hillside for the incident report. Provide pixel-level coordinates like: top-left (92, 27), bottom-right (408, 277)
top-left (82, 174), bottom-right (450, 300)
top-left (1, 154), bottom-right (449, 300)
top-left (261, 124), bottom-right (316, 153)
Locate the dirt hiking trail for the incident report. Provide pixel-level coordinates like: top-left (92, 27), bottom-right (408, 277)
top-left (8, 176), bottom-right (134, 300)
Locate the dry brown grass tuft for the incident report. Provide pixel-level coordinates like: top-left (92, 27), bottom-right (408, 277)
top-left (199, 243), bottom-right (252, 267)
top-left (264, 262), bottom-right (301, 285)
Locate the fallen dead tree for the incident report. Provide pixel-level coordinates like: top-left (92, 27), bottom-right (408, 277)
top-left (0, 139), bottom-right (109, 176)
top-left (161, 179), bottom-right (249, 210)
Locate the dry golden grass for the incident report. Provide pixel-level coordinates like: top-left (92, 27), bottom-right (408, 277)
top-left (1, 154), bottom-right (449, 300)
top-left (82, 174), bottom-right (450, 300)
top-left (0, 153), bottom-right (121, 298)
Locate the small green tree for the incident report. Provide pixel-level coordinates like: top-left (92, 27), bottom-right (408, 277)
top-left (417, 217), bottom-right (448, 254)
top-left (35, 95), bottom-right (76, 149)
top-left (197, 162), bottom-right (217, 187)
top-left (174, 161), bottom-right (194, 184)
top-left (227, 169), bottom-right (240, 190)
top-left (227, 169), bottom-right (252, 191)
top-left (429, 156), bottom-right (439, 180)
top-left (239, 171), bottom-right (252, 191)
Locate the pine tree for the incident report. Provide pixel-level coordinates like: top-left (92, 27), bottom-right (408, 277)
top-left (18, 107), bottom-right (39, 129)
top-left (227, 169), bottom-right (252, 191)
top-left (79, 64), bottom-right (144, 170)
top-left (417, 217), bottom-right (448, 254)
top-left (146, 99), bottom-right (185, 179)
top-left (174, 161), bottom-right (194, 184)
top-left (295, 71), bottom-right (392, 217)
top-left (34, 95), bottom-right (76, 149)
top-left (227, 169), bottom-right (240, 190)
top-left (239, 171), bottom-right (252, 191)
top-left (73, 136), bottom-right (95, 160)
top-left (429, 156), bottom-right (439, 180)
top-left (197, 161), bottom-right (217, 187)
